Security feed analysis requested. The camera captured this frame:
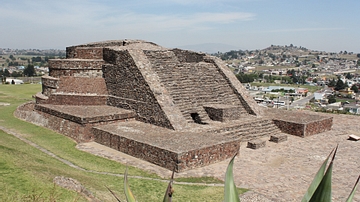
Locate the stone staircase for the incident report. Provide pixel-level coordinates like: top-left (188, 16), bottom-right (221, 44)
top-left (144, 50), bottom-right (248, 123)
top-left (209, 117), bottom-right (283, 141)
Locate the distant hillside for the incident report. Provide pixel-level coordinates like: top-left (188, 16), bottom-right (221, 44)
top-left (212, 44), bottom-right (355, 61)
top-left (176, 43), bottom-right (240, 54)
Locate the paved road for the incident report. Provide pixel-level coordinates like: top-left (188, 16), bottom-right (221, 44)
top-left (290, 93), bottom-right (315, 109)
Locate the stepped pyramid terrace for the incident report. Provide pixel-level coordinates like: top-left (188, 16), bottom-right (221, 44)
top-left (16, 40), bottom-right (333, 172)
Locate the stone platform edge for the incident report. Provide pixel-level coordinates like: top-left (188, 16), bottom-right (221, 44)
top-left (14, 102), bottom-right (135, 142)
top-left (92, 126), bottom-right (240, 172)
top-left (272, 116), bottom-right (333, 137)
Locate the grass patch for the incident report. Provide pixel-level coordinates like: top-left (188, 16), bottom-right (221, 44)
top-left (0, 84), bottom-right (248, 201)
top-left (175, 176), bottom-right (224, 184)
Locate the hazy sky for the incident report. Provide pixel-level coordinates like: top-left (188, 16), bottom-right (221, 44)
top-left (1, 0), bottom-right (359, 52)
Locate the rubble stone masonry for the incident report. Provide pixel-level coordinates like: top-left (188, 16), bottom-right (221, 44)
top-left (16, 40), bottom-right (333, 172)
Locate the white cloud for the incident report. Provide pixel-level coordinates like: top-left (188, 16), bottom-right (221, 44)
top-left (94, 12), bottom-right (255, 34)
top-left (0, 0), bottom-right (254, 31)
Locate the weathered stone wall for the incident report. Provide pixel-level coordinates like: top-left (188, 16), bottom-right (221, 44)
top-left (48, 59), bottom-right (104, 78)
top-left (177, 140), bottom-right (240, 171)
top-left (15, 102), bottom-right (135, 142)
top-left (273, 117), bottom-right (333, 137)
top-left (42, 76), bottom-right (59, 89)
top-left (34, 104), bottom-right (135, 124)
top-left (273, 119), bottom-right (305, 137)
top-left (73, 47), bottom-right (103, 59)
top-left (49, 69), bottom-right (103, 78)
top-left (43, 94), bottom-right (108, 105)
top-left (93, 128), bottom-right (179, 170)
top-left (204, 104), bottom-right (244, 122)
top-left (172, 48), bottom-right (205, 63)
top-left (266, 109), bottom-right (333, 137)
top-left (66, 40), bottom-right (158, 58)
top-left (103, 49), bottom-right (174, 129)
top-left (16, 102), bottom-right (95, 142)
top-left (93, 127), bottom-right (240, 172)
top-left (57, 77), bottom-right (108, 95)
top-left (305, 118), bottom-right (333, 137)
top-left (49, 59), bottom-right (104, 70)
top-left (41, 76), bottom-right (59, 96)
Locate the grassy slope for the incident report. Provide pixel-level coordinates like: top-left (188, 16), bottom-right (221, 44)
top-left (0, 84), bottom-right (246, 201)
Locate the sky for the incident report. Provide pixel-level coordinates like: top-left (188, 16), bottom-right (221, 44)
top-left (1, 0), bottom-right (359, 53)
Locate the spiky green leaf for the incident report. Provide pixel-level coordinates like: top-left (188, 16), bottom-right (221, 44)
top-left (106, 186), bottom-right (123, 202)
top-left (163, 169), bottom-right (175, 202)
top-left (124, 167), bottom-right (136, 202)
top-left (301, 147), bottom-right (335, 202)
top-left (346, 175), bottom-right (360, 202)
top-left (308, 146), bottom-right (338, 202)
top-left (224, 154), bottom-right (240, 202)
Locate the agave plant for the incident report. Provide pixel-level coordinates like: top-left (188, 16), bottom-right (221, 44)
top-left (302, 145), bottom-right (360, 202)
top-left (224, 154), bottom-right (240, 202)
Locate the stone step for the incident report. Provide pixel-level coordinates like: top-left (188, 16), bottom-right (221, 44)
top-left (44, 93), bottom-right (108, 105)
top-left (211, 118), bottom-right (274, 133)
top-left (73, 47), bottom-right (103, 59)
top-left (221, 122), bottom-right (280, 134)
top-left (35, 104), bottom-right (136, 124)
top-left (223, 127), bottom-right (282, 142)
top-left (224, 125), bottom-right (281, 138)
top-left (48, 59), bottom-right (104, 70)
top-left (57, 77), bottom-right (108, 94)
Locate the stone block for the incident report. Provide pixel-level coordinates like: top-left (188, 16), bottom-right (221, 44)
top-left (270, 134), bottom-right (287, 143)
top-left (204, 104), bottom-right (243, 122)
top-left (247, 139), bottom-right (266, 149)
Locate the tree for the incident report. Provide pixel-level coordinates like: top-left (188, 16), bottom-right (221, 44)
top-left (4, 69), bottom-right (10, 77)
top-left (23, 64), bottom-right (36, 77)
top-left (328, 78), bottom-right (336, 87)
top-left (335, 79), bottom-right (346, 91)
top-left (351, 84), bottom-right (359, 93)
top-left (345, 72), bottom-right (353, 79)
top-left (236, 73), bottom-right (259, 83)
top-left (11, 71), bottom-right (22, 77)
top-left (31, 56), bottom-right (42, 63)
top-left (9, 55), bottom-right (15, 61)
top-left (328, 95), bottom-right (336, 104)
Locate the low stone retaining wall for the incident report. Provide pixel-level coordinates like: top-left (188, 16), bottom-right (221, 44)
top-left (38, 94), bottom-right (108, 105)
top-left (92, 126), bottom-right (240, 172)
top-left (273, 117), bottom-right (333, 137)
top-left (15, 102), bottom-right (135, 142)
top-left (266, 109), bottom-right (333, 137)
